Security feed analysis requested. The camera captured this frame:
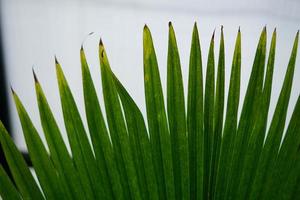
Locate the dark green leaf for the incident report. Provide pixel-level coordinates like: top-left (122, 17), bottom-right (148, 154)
top-left (13, 91), bottom-right (65, 199)
top-left (269, 95), bottom-right (300, 200)
top-left (210, 26), bottom-right (225, 199)
top-left (167, 22), bottom-right (189, 200)
top-left (251, 30), bottom-right (299, 200)
top-left (56, 59), bottom-right (105, 199)
top-left (112, 72), bottom-right (159, 200)
top-left (187, 22), bottom-right (204, 200)
top-left (0, 121), bottom-right (43, 199)
top-left (236, 29), bottom-right (276, 199)
top-left (204, 30), bottom-right (215, 199)
top-left (214, 28), bottom-right (241, 200)
top-left (276, 144), bottom-right (300, 200)
top-left (0, 165), bottom-right (21, 200)
top-left (226, 27), bottom-right (267, 199)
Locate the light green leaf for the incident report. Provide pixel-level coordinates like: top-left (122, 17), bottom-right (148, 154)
top-left (34, 71), bottom-right (85, 200)
top-left (99, 40), bottom-right (142, 199)
top-left (56, 59), bottom-right (105, 199)
top-left (143, 24), bottom-right (175, 200)
top-left (81, 47), bottom-right (123, 200)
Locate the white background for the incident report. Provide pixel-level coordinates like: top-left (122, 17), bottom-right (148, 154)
top-left (1, 0), bottom-right (300, 151)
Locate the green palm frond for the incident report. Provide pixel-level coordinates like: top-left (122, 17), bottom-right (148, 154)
top-left (0, 23), bottom-right (299, 200)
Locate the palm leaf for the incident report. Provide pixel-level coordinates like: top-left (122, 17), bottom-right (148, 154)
top-left (215, 28), bottom-right (241, 200)
top-left (143, 25), bottom-right (175, 200)
top-left (0, 165), bottom-right (21, 200)
top-left (12, 91), bottom-right (66, 199)
top-left (209, 26), bottom-right (225, 199)
top-left (34, 71), bottom-right (85, 200)
top-left (203, 30), bottom-right (215, 200)
top-left (0, 121), bottom-right (43, 199)
top-left (56, 59), bottom-right (104, 199)
top-left (99, 40), bottom-right (142, 199)
top-left (167, 22), bottom-right (189, 200)
top-left (187, 22), bottom-right (204, 200)
top-left (81, 47), bottom-right (123, 199)
top-left (235, 28), bottom-right (276, 199)
top-left (250, 30), bottom-right (299, 200)
top-left (271, 95), bottom-right (300, 199)
top-left (112, 72), bottom-right (159, 200)
top-left (226, 27), bottom-right (267, 200)
top-left (0, 24), bottom-right (299, 200)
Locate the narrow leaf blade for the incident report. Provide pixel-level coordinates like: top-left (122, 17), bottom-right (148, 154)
top-left (0, 165), bottom-right (22, 200)
top-left (203, 31), bottom-right (215, 199)
top-left (187, 23), bottom-right (204, 200)
top-left (235, 29), bottom-right (276, 199)
top-left (13, 92), bottom-right (64, 199)
top-left (210, 26), bottom-right (225, 199)
top-left (226, 27), bottom-right (267, 199)
top-left (251, 31), bottom-right (299, 199)
top-left (167, 22), bottom-right (189, 200)
top-left (214, 29), bottom-right (241, 200)
top-left (112, 73), bottom-right (160, 200)
top-left (81, 47), bottom-right (123, 200)
top-left (56, 60), bottom-right (105, 199)
top-left (34, 72), bottom-right (85, 200)
top-left (99, 41), bottom-right (142, 199)
top-left (143, 25), bottom-right (175, 200)
top-left (0, 121), bottom-right (43, 199)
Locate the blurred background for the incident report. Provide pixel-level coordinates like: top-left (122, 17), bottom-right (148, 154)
top-left (0, 0), bottom-right (299, 164)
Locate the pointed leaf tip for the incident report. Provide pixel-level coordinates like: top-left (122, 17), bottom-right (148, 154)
top-left (212, 29), bottom-right (216, 40)
top-left (80, 45), bottom-right (83, 51)
top-left (238, 26), bottom-right (241, 32)
top-left (10, 86), bottom-right (15, 94)
top-left (193, 21), bottom-right (198, 28)
top-left (32, 69), bottom-right (38, 83)
top-left (168, 21), bottom-right (172, 27)
top-left (143, 24), bottom-right (152, 34)
top-left (263, 25), bottom-right (267, 33)
top-left (54, 56), bottom-right (59, 65)
top-left (192, 22), bottom-right (198, 33)
top-left (99, 39), bottom-right (105, 58)
top-left (221, 25), bottom-right (224, 31)
top-left (144, 24), bottom-right (148, 30)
